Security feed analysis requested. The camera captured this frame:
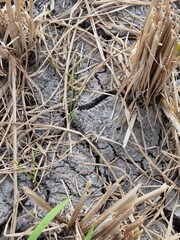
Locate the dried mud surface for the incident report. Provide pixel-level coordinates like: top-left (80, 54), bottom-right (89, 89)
top-left (0, 0), bottom-right (180, 239)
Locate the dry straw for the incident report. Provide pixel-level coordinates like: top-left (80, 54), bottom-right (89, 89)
top-left (0, 0), bottom-right (180, 239)
top-left (0, 0), bottom-right (39, 238)
top-left (126, 0), bottom-right (179, 105)
top-left (22, 181), bottom-right (169, 240)
top-left (122, 0), bottom-right (179, 149)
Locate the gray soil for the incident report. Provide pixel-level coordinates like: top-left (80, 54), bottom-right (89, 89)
top-left (0, 0), bottom-right (180, 239)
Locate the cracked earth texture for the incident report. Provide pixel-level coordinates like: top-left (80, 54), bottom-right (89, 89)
top-left (0, 0), bottom-right (180, 239)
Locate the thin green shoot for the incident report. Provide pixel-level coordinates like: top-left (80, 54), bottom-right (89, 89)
top-left (15, 146), bottom-right (39, 183)
top-left (175, 43), bottom-right (180, 53)
top-left (32, 145), bottom-right (39, 183)
top-left (68, 58), bottom-right (84, 124)
top-left (49, 57), bottom-right (82, 125)
top-left (69, 57), bottom-right (76, 124)
top-left (84, 224), bottom-right (95, 240)
top-left (48, 58), bottom-right (65, 75)
top-left (15, 162), bottom-right (35, 182)
top-left (28, 197), bottom-right (70, 240)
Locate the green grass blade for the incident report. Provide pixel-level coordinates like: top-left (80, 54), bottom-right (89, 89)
top-left (32, 146), bottom-right (39, 183)
top-left (84, 225), bottom-right (95, 240)
top-left (15, 162), bottom-right (34, 182)
top-left (28, 197), bottom-right (70, 240)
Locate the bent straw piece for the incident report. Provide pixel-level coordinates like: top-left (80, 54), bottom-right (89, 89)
top-left (68, 181), bottom-right (92, 228)
top-left (91, 214), bottom-right (114, 238)
top-left (135, 183), bottom-right (169, 206)
top-left (23, 187), bottom-right (66, 223)
top-left (68, 191), bottom-right (91, 228)
top-left (93, 207), bottom-right (134, 240)
top-left (124, 216), bottom-right (143, 235)
top-left (160, 98), bottom-right (180, 135)
top-left (123, 112), bottom-right (137, 148)
top-left (81, 178), bottom-right (122, 229)
top-left (82, 184), bottom-right (141, 233)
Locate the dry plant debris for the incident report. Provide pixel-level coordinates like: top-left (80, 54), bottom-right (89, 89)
top-left (126, 0), bottom-right (179, 103)
top-left (0, 0), bottom-right (180, 239)
top-left (0, 0), bottom-right (41, 238)
top-left (23, 181), bottom-right (169, 240)
top-left (123, 0), bottom-right (180, 138)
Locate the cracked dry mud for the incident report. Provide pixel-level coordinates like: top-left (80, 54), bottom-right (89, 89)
top-left (0, 0), bottom-right (180, 239)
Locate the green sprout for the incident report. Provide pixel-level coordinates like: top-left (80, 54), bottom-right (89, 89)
top-left (68, 58), bottom-right (83, 124)
top-left (69, 58), bottom-right (77, 123)
top-left (15, 162), bottom-right (35, 182)
top-left (31, 145), bottom-right (39, 183)
top-left (16, 145), bottom-right (39, 183)
top-left (175, 43), bottom-right (180, 55)
top-left (84, 224), bottom-right (95, 240)
top-left (28, 197), bottom-right (71, 240)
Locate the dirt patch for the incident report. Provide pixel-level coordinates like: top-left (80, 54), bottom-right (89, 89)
top-left (0, 0), bottom-right (180, 239)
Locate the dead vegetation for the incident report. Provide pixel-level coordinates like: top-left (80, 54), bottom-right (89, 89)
top-left (0, 0), bottom-right (180, 239)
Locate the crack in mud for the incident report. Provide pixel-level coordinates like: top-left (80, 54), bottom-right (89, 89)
top-left (164, 209), bottom-right (180, 232)
top-left (78, 89), bottom-right (117, 110)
